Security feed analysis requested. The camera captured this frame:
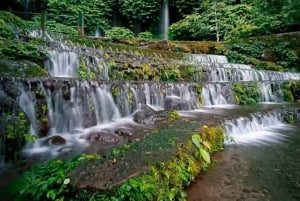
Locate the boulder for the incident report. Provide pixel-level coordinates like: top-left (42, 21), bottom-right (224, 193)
top-left (42, 135), bottom-right (66, 146)
top-left (164, 97), bottom-right (191, 111)
top-left (133, 104), bottom-right (156, 124)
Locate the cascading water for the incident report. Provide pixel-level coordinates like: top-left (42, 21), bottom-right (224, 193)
top-left (3, 47), bottom-right (300, 165)
top-left (44, 43), bottom-right (108, 79)
top-left (224, 111), bottom-right (293, 144)
top-left (162, 0), bottom-right (169, 40)
top-left (202, 83), bottom-right (233, 106)
top-left (45, 48), bottom-right (79, 77)
top-left (10, 79), bottom-right (204, 161)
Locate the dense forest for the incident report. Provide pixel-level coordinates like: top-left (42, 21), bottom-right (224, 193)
top-left (0, 0), bottom-right (300, 40)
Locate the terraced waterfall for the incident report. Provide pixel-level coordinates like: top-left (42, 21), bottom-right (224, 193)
top-left (1, 42), bottom-right (300, 166)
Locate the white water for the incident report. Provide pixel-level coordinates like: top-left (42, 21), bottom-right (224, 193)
top-left (202, 84), bottom-right (233, 106)
top-left (224, 111), bottom-right (293, 145)
top-left (45, 48), bottom-right (79, 77)
top-left (162, 0), bottom-right (169, 40)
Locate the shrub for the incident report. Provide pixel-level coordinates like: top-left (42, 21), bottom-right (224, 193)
top-left (105, 27), bottom-right (135, 40)
top-left (138, 31), bottom-right (154, 40)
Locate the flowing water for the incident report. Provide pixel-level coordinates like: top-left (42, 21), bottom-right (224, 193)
top-left (187, 122), bottom-right (300, 201)
top-left (162, 0), bottom-right (169, 40)
top-left (2, 40), bottom-right (300, 200)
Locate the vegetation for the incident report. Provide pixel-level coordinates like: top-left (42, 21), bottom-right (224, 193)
top-left (169, 0), bottom-right (300, 41)
top-left (8, 154), bottom-right (101, 201)
top-left (233, 83), bottom-right (261, 105)
top-left (105, 27), bottom-right (135, 40)
top-left (4, 112), bottom-right (35, 162)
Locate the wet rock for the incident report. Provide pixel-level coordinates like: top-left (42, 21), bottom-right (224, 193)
top-left (164, 97), bottom-right (191, 111)
top-left (42, 135), bottom-right (66, 146)
top-left (0, 90), bottom-right (16, 113)
top-left (39, 121), bottom-right (50, 137)
top-left (81, 132), bottom-right (121, 145)
top-left (242, 188), bottom-right (251, 193)
top-left (114, 128), bottom-right (132, 136)
top-left (133, 104), bottom-right (156, 124)
top-left (57, 146), bottom-right (73, 153)
top-left (2, 80), bottom-right (19, 98)
top-left (149, 40), bottom-right (170, 51)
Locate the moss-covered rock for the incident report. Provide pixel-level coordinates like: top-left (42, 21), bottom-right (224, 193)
top-left (0, 59), bottom-right (48, 77)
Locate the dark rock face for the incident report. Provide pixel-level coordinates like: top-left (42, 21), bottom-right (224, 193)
top-left (39, 121), bottom-right (50, 137)
top-left (164, 97), bottom-right (191, 111)
top-left (42, 135), bottom-right (66, 146)
top-left (133, 104), bottom-right (156, 124)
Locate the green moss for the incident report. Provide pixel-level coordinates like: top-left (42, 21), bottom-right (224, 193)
top-left (72, 125), bottom-right (224, 201)
top-left (0, 59), bottom-right (48, 77)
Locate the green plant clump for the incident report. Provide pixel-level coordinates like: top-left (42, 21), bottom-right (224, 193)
top-left (233, 83), bottom-right (260, 105)
top-left (4, 112), bottom-right (35, 162)
top-left (168, 110), bottom-right (180, 121)
top-left (137, 31), bottom-right (154, 40)
top-left (105, 27), bottom-right (135, 40)
top-left (9, 154), bottom-right (101, 201)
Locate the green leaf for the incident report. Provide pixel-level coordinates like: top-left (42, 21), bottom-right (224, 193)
top-left (46, 189), bottom-right (58, 200)
top-left (200, 148), bottom-right (211, 164)
top-left (191, 134), bottom-right (202, 149)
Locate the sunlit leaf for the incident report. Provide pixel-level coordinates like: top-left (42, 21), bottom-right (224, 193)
top-left (200, 148), bottom-right (211, 164)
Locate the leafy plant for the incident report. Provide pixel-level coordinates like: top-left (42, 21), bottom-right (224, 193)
top-left (168, 110), bottom-right (180, 121)
top-left (105, 27), bottom-right (135, 40)
top-left (9, 154), bottom-right (101, 201)
top-left (4, 112), bottom-right (34, 162)
top-left (191, 134), bottom-right (211, 164)
top-left (137, 31), bottom-right (154, 40)
top-left (47, 0), bottom-right (113, 34)
top-left (233, 83), bottom-right (260, 105)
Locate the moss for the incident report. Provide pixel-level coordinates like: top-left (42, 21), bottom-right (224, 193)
top-left (0, 59), bottom-right (48, 77)
top-left (72, 125), bottom-right (224, 201)
top-left (0, 11), bottom-right (27, 39)
top-left (233, 83), bottom-right (260, 105)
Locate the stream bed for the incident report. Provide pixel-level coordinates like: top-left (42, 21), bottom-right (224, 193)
top-left (186, 124), bottom-right (300, 201)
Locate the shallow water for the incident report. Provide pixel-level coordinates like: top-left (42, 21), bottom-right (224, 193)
top-left (187, 124), bottom-right (300, 201)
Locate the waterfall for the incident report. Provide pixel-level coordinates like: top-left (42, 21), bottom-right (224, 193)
top-left (44, 43), bottom-right (108, 79)
top-left (224, 111), bottom-right (291, 144)
top-left (19, 90), bottom-right (38, 136)
top-left (45, 48), bottom-right (79, 77)
top-left (188, 54), bottom-right (228, 64)
top-left (202, 84), bottom-right (233, 106)
top-left (162, 0), bottom-right (169, 40)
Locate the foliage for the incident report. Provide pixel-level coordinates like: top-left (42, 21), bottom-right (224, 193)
top-left (169, 0), bottom-right (300, 41)
top-left (233, 83), bottom-right (261, 105)
top-left (73, 125), bottom-right (224, 201)
top-left (137, 31), bottom-right (154, 40)
top-left (77, 64), bottom-right (89, 80)
top-left (0, 11), bottom-right (27, 39)
top-left (9, 154), bottom-right (101, 201)
top-left (0, 39), bottom-right (48, 65)
top-left (168, 110), bottom-right (180, 121)
top-left (200, 125), bottom-right (224, 152)
top-left (105, 27), bottom-right (135, 40)
top-left (4, 112), bottom-right (34, 162)
top-left (290, 81), bottom-right (300, 101)
top-left (160, 66), bottom-right (181, 82)
top-left (191, 134), bottom-right (211, 164)
top-left (119, 0), bottom-right (163, 26)
top-left (169, 14), bottom-right (214, 41)
top-left (47, 0), bottom-right (114, 34)
top-left (170, 0), bottom-right (201, 16)
top-left (28, 15), bottom-right (77, 36)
